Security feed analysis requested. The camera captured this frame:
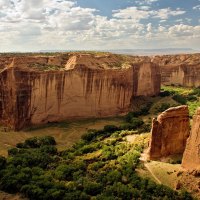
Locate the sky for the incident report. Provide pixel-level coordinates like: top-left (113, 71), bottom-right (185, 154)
top-left (0, 0), bottom-right (200, 52)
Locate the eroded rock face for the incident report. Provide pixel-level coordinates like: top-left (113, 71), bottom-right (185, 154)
top-left (154, 54), bottom-right (200, 87)
top-left (182, 108), bottom-right (200, 170)
top-left (149, 106), bottom-right (190, 159)
top-left (0, 53), bottom-right (161, 130)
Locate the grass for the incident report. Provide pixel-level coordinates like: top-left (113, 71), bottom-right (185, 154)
top-left (0, 117), bottom-right (123, 157)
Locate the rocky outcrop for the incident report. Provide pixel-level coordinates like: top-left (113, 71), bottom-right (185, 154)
top-left (149, 106), bottom-right (190, 159)
top-left (182, 108), bottom-right (200, 170)
top-left (0, 53), bottom-right (161, 130)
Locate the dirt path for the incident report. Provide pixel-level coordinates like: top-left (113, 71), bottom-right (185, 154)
top-left (140, 150), bottom-right (161, 184)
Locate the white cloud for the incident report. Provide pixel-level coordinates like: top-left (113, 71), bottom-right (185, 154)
top-left (0, 0), bottom-right (198, 51)
top-left (113, 7), bottom-right (185, 21)
top-left (193, 5), bottom-right (200, 10)
top-left (147, 23), bottom-right (152, 32)
top-left (113, 7), bottom-right (151, 21)
top-left (135, 0), bottom-right (159, 5)
top-left (153, 8), bottom-right (186, 20)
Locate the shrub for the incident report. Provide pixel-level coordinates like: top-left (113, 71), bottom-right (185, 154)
top-left (24, 137), bottom-right (39, 148)
top-left (40, 145), bottom-right (57, 155)
top-left (64, 191), bottom-right (90, 200)
top-left (125, 103), bottom-right (152, 123)
top-left (16, 143), bottom-right (26, 148)
top-left (172, 95), bottom-right (187, 104)
top-left (187, 95), bottom-right (198, 102)
top-left (159, 91), bottom-right (171, 97)
top-left (54, 164), bottom-right (75, 181)
top-left (103, 125), bottom-right (119, 133)
top-left (81, 130), bottom-right (98, 142)
top-left (23, 136), bottom-right (56, 148)
top-left (156, 103), bottom-right (171, 113)
top-left (0, 156), bottom-right (6, 169)
top-left (40, 136), bottom-right (56, 146)
top-left (83, 181), bottom-right (102, 195)
top-left (190, 87), bottom-right (200, 97)
top-left (138, 123), bottom-right (151, 133)
top-left (130, 118), bottom-right (144, 129)
top-left (8, 148), bottom-right (19, 156)
top-left (81, 125), bottom-right (119, 142)
top-left (105, 170), bottom-right (122, 184)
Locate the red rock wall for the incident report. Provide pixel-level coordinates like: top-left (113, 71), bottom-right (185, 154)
top-left (149, 106), bottom-right (190, 159)
top-left (0, 62), bottom-right (160, 130)
top-left (182, 108), bottom-right (200, 170)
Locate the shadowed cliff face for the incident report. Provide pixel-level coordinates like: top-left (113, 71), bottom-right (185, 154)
top-left (0, 54), bottom-right (161, 130)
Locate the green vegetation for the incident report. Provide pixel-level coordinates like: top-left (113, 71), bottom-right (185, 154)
top-left (162, 86), bottom-right (200, 116)
top-left (29, 63), bottom-right (65, 71)
top-left (155, 103), bottom-right (171, 113)
top-left (0, 128), bottom-right (192, 200)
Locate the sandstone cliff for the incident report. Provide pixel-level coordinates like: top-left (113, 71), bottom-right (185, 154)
top-left (149, 105), bottom-right (190, 159)
top-left (0, 53), bottom-right (160, 130)
top-left (182, 108), bottom-right (200, 170)
top-left (153, 53), bottom-right (200, 87)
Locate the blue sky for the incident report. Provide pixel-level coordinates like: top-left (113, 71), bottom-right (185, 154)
top-left (0, 0), bottom-right (200, 51)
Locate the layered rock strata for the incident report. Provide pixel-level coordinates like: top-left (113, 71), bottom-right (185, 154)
top-left (182, 108), bottom-right (200, 170)
top-left (149, 106), bottom-right (190, 159)
top-left (0, 54), bottom-right (161, 130)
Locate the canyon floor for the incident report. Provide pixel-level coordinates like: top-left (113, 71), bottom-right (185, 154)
top-left (0, 117), bottom-right (123, 157)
